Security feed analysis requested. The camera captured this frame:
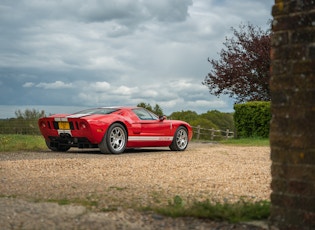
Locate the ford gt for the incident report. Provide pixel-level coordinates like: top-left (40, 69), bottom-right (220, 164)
top-left (38, 106), bottom-right (193, 154)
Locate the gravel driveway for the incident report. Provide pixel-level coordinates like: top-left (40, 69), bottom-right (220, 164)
top-left (0, 143), bottom-right (271, 229)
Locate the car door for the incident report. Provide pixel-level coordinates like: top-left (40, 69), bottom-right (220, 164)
top-left (131, 108), bottom-right (172, 139)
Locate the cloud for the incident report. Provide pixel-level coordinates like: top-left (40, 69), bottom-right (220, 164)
top-left (89, 81), bottom-right (111, 92)
top-left (78, 0), bottom-right (193, 24)
top-left (116, 86), bottom-right (139, 96)
top-left (142, 0), bottom-right (193, 22)
top-left (36, 81), bottom-right (73, 89)
top-left (23, 82), bottom-right (35, 88)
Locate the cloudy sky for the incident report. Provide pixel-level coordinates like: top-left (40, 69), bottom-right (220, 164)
top-left (0, 0), bottom-right (273, 115)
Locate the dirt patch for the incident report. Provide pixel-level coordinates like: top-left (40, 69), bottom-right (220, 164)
top-left (0, 143), bottom-right (271, 229)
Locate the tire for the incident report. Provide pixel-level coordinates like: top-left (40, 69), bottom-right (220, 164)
top-left (45, 140), bottom-right (70, 152)
top-left (169, 126), bottom-right (189, 151)
top-left (99, 123), bottom-right (127, 154)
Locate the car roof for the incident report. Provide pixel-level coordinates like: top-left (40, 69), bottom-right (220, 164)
top-left (97, 106), bottom-right (139, 110)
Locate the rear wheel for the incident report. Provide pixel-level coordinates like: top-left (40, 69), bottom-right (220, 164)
top-left (99, 123), bottom-right (127, 154)
top-left (45, 140), bottom-right (70, 152)
top-left (169, 126), bottom-right (189, 151)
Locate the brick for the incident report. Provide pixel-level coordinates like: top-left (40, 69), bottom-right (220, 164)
top-left (288, 1), bottom-right (315, 13)
top-left (291, 29), bottom-right (315, 44)
top-left (288, 180), bottom-right (315, 196)
top-left (305, 90), bottom-right (315, 106)
top-left (272, 14), bottom-right (315, 31)
top-left (309, 46), bottom-right (315, 58)
top-left (271, 45), bottom-right (308, 60)
top-left (271, 193), bottom-right (315, 212)
top-left (272, 3), bottom-right (286, 17)
top-left (271, 162), bottom-right (285, 177)
top-left (271, 177), bottom-right (287, 193)
top-left (270, 60), bottom-right (292, 76)
top-left (292, 60), bottom-right (315, 74)
top-left (269, 205), bottom-right (286, 228)
top-left (272, 1), bottom-right (315, 17)
top-left (270, 75), bottom-right (295, 91)
top-left (270, 132), bottom-right (292, 150)
top-left (270, 207), bottom-right (315, 229)
top-left (271, 32), bottom-right (289, 47)
top-left (304, 149), bottom-right (315, 164)
top-left (292, 74), bottom-right (315, 89)
top-left (271, 144), bottom-right (315, 165)
top-left (272, 164), bottom-right (315, 181)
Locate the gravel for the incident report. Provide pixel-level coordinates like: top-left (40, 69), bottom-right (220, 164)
top-left (0, 143), bottom-right (271, 229)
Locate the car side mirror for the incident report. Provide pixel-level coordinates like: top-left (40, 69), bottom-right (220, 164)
top-left (159, 115), bottom-right (167, 121)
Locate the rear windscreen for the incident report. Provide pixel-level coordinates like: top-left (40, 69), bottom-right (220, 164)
top-left (73, 108), bottom-right (119, 115)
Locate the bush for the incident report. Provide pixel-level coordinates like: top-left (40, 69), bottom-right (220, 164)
top-left (234, 101), bottom-right (271, 138)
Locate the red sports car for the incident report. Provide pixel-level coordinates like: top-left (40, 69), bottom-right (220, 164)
top-left (38, 106), bottom-right (193, 154)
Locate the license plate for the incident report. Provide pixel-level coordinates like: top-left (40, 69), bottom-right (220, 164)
top-left (58, 122), bottom-right (70, 130)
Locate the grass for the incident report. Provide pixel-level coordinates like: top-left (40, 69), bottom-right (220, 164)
top-left (0, 134), bottom-right (46, 152)
top-left (46, 198), bottom-right (99, 209)
top-left (219, 137), bottom-right (269, 146)
top-left (149, 195), bottom-right (270, 223)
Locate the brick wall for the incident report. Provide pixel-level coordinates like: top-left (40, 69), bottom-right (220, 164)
top-left (269, 0), bottom-right (315, 229)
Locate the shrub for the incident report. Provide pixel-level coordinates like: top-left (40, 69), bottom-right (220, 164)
top-left (234, 101), bottom-right (271, 138)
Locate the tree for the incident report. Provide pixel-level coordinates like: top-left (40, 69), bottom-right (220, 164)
top-left (153, 104), bottom-right (163, 116)
top-left (15, 109), bottom-right (46, 119)
top-left (203, 23), bottom-right (271, 103)
top-left (137, 102), bottom-right (152, 111)
top-left (169, 110), bottom-right (199, 124)
top-left (137, 102), bottom-right (164, 116)
top-left (200, 110), bottom-right (234, 130)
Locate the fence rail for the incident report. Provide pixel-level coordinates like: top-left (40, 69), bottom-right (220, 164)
top-left (192, 125), bottom-right (234, 141)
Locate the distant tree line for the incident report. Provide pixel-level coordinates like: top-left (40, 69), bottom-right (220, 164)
top-left (0, 109), bottom-right (45, 135)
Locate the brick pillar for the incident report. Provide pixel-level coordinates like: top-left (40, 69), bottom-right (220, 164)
top-left (269, 0), bottom-right (315, 229)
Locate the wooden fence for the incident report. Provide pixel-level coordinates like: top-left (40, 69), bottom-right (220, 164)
top-left (192, 125), bottom-right (234, 141)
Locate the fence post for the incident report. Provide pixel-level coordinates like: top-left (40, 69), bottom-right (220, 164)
top-left (196, 125), bottom-right (200, 140)
top-left (226, 129), bottom-right (229, 139)
top-left (210, 128), bottom-right (214, 140)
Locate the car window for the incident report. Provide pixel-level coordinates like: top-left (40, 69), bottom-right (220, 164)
top-left (73, 108), bottom-right (119, 115)
top-left (133, 108), bottom-right (158, 120)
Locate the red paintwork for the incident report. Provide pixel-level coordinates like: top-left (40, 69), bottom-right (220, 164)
top-left (38, 106), bottom-right (193, 150)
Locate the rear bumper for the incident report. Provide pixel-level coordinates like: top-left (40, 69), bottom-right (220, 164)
top-left (48, 134), bottom-right (98, 149)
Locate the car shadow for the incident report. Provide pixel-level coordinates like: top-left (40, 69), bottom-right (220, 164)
top-left (66, 147), bottom-right (170, 155)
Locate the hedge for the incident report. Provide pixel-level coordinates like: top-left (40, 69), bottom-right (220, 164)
top-left (234, 101), bottom-right (271, 138)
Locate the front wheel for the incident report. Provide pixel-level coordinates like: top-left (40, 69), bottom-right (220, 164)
top-left (169, 126), bottom-right (189, 151)
top-left (99, 123), bottom-right (127, 154)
